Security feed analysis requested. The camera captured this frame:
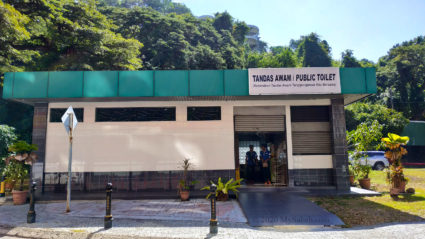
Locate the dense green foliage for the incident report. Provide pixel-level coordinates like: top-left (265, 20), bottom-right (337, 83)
top-left (101, 7), bottom-right (247, 69)
top-left (341, 50), bottom-right (361, 68)
top-left (0, 124), bottom-right (17, 157)
top-left (345, 103), bottom-right (409, 137)
top-left (8, 140), bottom-right (38, 154)
top-left (0, 1), bottom-right (37, 73)
top-left (6, 0), bottom-right (144, 71)
top-left (347, 120), bottom-right (383, 179)
top-left (100, 0), bottom-right (191, 15)
top-left (0, 100), bottom-right (33, 143)
top-left (247, 46), bottom-right (296, 68)
top-left (294, 33), bottom-right (332, 67)
top-left (375, 36), bottom-right (425, 120)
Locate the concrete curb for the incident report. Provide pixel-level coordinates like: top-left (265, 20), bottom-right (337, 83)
top-left (0, 225), bottom-right (194, 239)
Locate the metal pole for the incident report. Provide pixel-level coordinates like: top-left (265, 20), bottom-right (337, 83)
top-left (104, 182), bottom-right (113, 229)
top-left (209, 183), bottom-right (218, 234)
top-left (27, 181), bottom-right (37, 223)
top-left (66, 113), bottom-right (73, 213)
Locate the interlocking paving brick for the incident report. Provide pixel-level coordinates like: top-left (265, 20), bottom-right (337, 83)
top-left (38, 199), bottom-right (247, 223)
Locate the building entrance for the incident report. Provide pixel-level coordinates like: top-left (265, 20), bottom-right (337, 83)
top-left (236, 132), bottom-right (288, 185)
top-left (233, 106), bottom-right (288, 186)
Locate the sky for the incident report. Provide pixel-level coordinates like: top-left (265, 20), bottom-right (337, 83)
top-left (175, 0), bottom-right (425, 62)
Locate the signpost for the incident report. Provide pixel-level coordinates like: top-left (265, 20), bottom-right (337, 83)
top-left (61, 106), bottom-right (78, 213)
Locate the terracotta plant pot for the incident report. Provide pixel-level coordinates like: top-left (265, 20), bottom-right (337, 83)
top-left (398, 181), bottom-right (406, 193)
top-left (358, 178), bottom-right (371, 189)
top-left (12, 190), bottom-right (28, 205)
top-left (349, 175), bottom-right (355, 185)
top-left (180, 190), bottom-right (190, 201)
top-left (390, 187), bottom-right (400, 196)
top-left (217, 192), bottom-right (229, 201)
top-left (5, 181), bottom-right (15, 192)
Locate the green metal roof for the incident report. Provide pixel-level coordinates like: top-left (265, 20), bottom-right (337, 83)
top-left (2, 68), bottom-right (375, 100)
top-left (402, 121), bottom-right (425, 146)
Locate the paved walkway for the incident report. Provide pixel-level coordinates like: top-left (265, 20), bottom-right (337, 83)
top-left (238, 191), bottom-right (343, 226)
top-left (0, 199), bottom-right (246, 224)
top-left (0, 199), bottom-right (424, 238)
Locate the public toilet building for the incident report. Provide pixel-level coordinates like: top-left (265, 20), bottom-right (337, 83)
top-left (2, 67), bottom-right (376, 197)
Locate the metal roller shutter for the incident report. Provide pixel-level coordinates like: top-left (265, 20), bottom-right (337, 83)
top-left (234, 115), bottom-right (285, 132)
top-left (292, 131), bottom-right (333, 155)
top-left (290, 106), bottom-right (333, 155)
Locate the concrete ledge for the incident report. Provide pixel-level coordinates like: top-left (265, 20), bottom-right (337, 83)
top-left (348, 187), bottom-right (381, 196)
top-left (239, 186), bottom-right (381, 197)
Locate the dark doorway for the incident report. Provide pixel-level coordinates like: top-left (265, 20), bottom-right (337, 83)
top-left (236, 132), bottom-right (288, 186)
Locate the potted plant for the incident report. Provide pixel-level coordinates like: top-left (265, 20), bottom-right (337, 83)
top-left (356, 163), bottom-right (372, 189)
top-left (177, 159), bottom-right (198, 201)
top-left (348, 164), bottom-right (355, 186)
top-left (201, 177), bottom-right (243, 201)
top-left (3, 141), bottom-right (37, 205)
top-left (0, 157), bottom-right (9, 190)
top-left (381, 133), bottom-right (409, 195)
top-left (347, 121), bottom-right (383, 190)
top-left (350, 151), bottom-right (372, 189)
top-left (4, 174), bottom-right (16, 192)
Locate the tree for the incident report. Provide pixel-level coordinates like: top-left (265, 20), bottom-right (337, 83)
top-left (114, 0), bottom-right (191, 15)
top-left (7, 0), bottom-right (143, 71)
top-left (376, 36), bottom-right (425, 120)
top-left (347, 120), bottom-right (383, 181)
top-left (345, 102), bottom-right (409, 137)
top-left (0, 125), bottom-right (17, 157)
top-left (341, 49), bottom-right (361, 67)
top-left (103, 7), bottom-right (246, 69)
top-left (212, 11), bottom-right (233, 32)
top-left (359, 58), bottom-right (375, 68)
top-left (189, 45), bottom-right (226, 69)
top-left (232, 21), bottom-right (249, 44)
top-left (0, 100), bottom-right (33, 143)
top-left (0, 0), bottom-right (38, 73)
top-left (274, 47), bottom-right (297, 67)
top-left (246, 46), bottom-right (296, 68)
top-left (295, 33), bottom-right (332, 67)
top-left (0, 1), bottom-right (37, 143)
top-left (270, 46), bottom-right (285, 55)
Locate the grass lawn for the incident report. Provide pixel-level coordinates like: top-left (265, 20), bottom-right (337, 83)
top-left (310, 168), bottom-right (425, 227)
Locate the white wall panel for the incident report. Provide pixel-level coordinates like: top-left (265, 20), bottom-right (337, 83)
top-left (293, 155), bottom-right (333, 169)
top-left (45, 102), bottom-right (234, 172)
top-left (45, 99), bottom-right (330, 173)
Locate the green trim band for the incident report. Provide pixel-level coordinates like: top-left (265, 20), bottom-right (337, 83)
top-left (2, 68), bottom-right (376, 99)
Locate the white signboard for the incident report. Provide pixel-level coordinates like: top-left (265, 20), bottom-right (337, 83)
top-left (61, 106), bottom-right (78, 134)
top-left (248, 67), bottom-right (341, 95)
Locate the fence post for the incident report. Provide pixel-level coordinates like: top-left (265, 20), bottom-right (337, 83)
top-left (27, 181), bottom-right (37, 223)
top-left (209, 183), bottom-right (218, 234)
top-left (104, 182), bottom-right (113, 229)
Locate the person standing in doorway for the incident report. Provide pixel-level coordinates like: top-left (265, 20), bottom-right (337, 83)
top-left (260, 144), bottom-right (271, 185)
top-left (245, 145), bottom-right (258, 184)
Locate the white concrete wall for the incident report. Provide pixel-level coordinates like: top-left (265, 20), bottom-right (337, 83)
top-left (44, 99), bottom-right (332, 173)
top-left (293, 155), bottom-right (333, 169)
